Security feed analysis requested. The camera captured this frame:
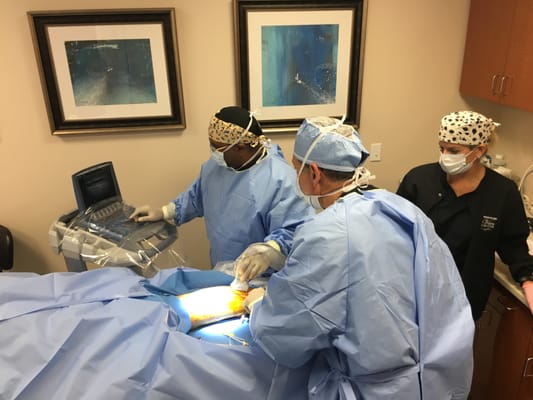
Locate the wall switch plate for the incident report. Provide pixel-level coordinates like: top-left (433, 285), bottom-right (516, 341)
top-left (369, 143), bottom-right (382, 162)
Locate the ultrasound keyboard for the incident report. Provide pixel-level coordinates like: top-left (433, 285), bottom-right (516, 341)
top-left (77, 202), bottom-right (176, 252)
top-left (90, 201), bottom-right (134, 222)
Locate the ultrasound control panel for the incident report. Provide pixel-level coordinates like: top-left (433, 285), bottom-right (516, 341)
top-left (49, 206), bottom-right (178, 276)
top-left (91, 201), bottom-right (132, 222)
top-left (76, 202), bottom-right (176, 252)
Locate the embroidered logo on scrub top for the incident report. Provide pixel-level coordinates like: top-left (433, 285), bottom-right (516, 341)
top-left (480, 215), bottom-right (497, 231)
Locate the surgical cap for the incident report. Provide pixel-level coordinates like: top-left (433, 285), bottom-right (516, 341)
top-left (208, 106), bottom-right (264, 145)
top-left (293, 116), bottom-right (369, 172)
top-left (438, 111), bottom-right (499, 146)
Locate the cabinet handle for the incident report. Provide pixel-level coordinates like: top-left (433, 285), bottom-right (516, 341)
top-left (499, 76), bottom-right (508, 96)
top-left (497, 295), bottom-right (519, 311)
top-left (490, 75), bottom-right (499, 95)
top-left (523, 357), bottom-right (533, 377)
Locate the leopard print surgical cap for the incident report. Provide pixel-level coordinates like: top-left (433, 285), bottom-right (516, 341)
top-left (438, 111), bottom-right (499, 145)
top-left (208, 115), bottom-right (269, 148)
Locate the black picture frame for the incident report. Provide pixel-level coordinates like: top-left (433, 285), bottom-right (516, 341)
top-left (28, 9), bottom-right (186, 135)
top-left (234, 0), bottom-right (366, 132)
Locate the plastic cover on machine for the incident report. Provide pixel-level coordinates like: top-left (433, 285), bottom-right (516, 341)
top-left (49, 207), bottom-right (185, 278)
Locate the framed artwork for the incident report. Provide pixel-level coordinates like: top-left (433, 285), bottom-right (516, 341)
top-left (234, 0), bottom-right (366, 132)
top-left (28, 9), bottom-right (186, 135)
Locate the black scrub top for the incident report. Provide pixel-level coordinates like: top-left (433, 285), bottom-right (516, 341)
top-left (430, 182), bottom-right (473, 274)
top-left (397, 163), bottom-right (533, 320)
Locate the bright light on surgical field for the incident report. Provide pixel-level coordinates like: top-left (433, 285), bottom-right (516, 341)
top-left (176, 285), bottom-right (248, 329)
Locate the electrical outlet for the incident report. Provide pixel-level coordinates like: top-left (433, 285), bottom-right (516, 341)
top-left (369, 143), bottom-right (382, 162)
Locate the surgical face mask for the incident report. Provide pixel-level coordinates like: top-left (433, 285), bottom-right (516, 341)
top-left (210, 143), bottom-right (266, 171)
top-left (439, 148), bottom-right (476, 175)
top-left (296, 178), bottom-right (324, 211)
top-left (297, 172), bottom-right (363, 212)
top-left (210, 147), bottom-right (228, 168)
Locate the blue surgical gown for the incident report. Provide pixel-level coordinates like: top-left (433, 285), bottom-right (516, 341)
top-left (172, 145), bottom-right (313, 265)
top-left (250, 189), bottom-right (474, 399)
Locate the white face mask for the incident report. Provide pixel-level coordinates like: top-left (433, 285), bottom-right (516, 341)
top-left (210, 148), bottom-right (228, 168)
top-left (297, 173), bottom-right (362, 212)
top-left (296, 179), bottom-right (324, 211)
top-left (210, 144), bottom-right (266, 171)
top-left (438, 148), bottom-right (476, 175)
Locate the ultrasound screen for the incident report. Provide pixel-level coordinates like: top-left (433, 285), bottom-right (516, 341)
top-left (72, 162), bottom-right (121, 212)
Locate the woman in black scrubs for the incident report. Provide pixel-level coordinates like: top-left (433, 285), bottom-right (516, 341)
top-left (397, 110), bottom-right (533, 320)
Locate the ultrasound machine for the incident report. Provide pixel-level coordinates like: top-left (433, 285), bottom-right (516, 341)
top-left (49, 161), bottom-right (177, 277)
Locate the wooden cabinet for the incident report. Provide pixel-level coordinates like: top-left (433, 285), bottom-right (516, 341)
top-left (518, 338), bottom-right (533, 398)
top-left (470, 288), bottom-right (505, 399)
top-left (472, 281), bottom-right (533, 399)
top-left (460, 0), bottom-right (533, 112)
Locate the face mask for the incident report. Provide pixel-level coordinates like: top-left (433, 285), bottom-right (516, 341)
top-left (439, 148), bottom-right (476, 175)
top-left (210, 148), bottom-right (228, 168)
top-left (297, 174), bottom-right (363, 212)
top-left (210, 144), bottom-right (266, 171)
top-left (296, 179), bottom-right (324, 211)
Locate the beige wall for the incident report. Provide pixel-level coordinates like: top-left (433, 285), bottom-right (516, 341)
top-left (1, 0), bottom-right (532, 274)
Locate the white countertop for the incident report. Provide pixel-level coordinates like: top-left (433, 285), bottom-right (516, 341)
top-left (493, 233), bottom-right (533, 307)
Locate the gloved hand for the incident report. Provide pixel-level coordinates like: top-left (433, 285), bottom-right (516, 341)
top-left (522, 280), bottom-right (533, 314)
top-left (235, 241), bottom-right (286, 282)
top-left (244, 287), bottom-right (266, 314)
top-left (129, 205), bottom-right (163, 222)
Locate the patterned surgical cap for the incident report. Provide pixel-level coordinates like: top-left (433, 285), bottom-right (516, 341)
top-left (438, 111), bottom-right (499, 145)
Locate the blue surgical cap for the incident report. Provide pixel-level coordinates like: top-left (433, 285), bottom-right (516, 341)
top-left (293, 117), bottom-right (369, 172)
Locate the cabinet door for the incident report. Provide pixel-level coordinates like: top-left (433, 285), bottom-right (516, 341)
top-left (517, 334), bottom-right (533, 400)
top-left (460, 0), bottom-right (516, 102)
top-left (470, 298), bottom-right (504, 399)
top-left (488, 284), bottom-right (532, 400)
top-left (502, 0), bottom-right (533, 111)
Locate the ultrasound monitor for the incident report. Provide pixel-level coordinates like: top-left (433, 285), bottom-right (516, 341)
top-left (72, 161), bottom-right (122, 213)
top-left (50, 161), bottom-right (178, 277)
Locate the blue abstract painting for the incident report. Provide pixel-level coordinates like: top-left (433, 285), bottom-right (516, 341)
top-left (65, 39), bottom-right (157, 106)
top-left (261, 24), bottom-right (339, 107)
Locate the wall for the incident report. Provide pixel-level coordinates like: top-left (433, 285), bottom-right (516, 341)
top-left (360, 2), bottom-right (533, 191)
top-left (0, 0), bottom-right (531, 274)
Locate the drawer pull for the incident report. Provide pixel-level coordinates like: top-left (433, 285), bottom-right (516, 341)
top-left (523, 357), bottom-right (533, 377)
top-left (499, 75), bottom-right (508, 96)
top-left (497, 295), bottom-right (519, 311)
top-left (490, 75), bottom-right (499, 95)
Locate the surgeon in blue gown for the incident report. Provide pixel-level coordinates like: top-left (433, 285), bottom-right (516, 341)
top-left (241, 117), bottom-right (475, 399)
top-left (131, 106), bottom-right (313, 268)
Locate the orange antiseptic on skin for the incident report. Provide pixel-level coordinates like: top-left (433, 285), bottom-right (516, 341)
top-left (177, 286), bottom-right (249, 329)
